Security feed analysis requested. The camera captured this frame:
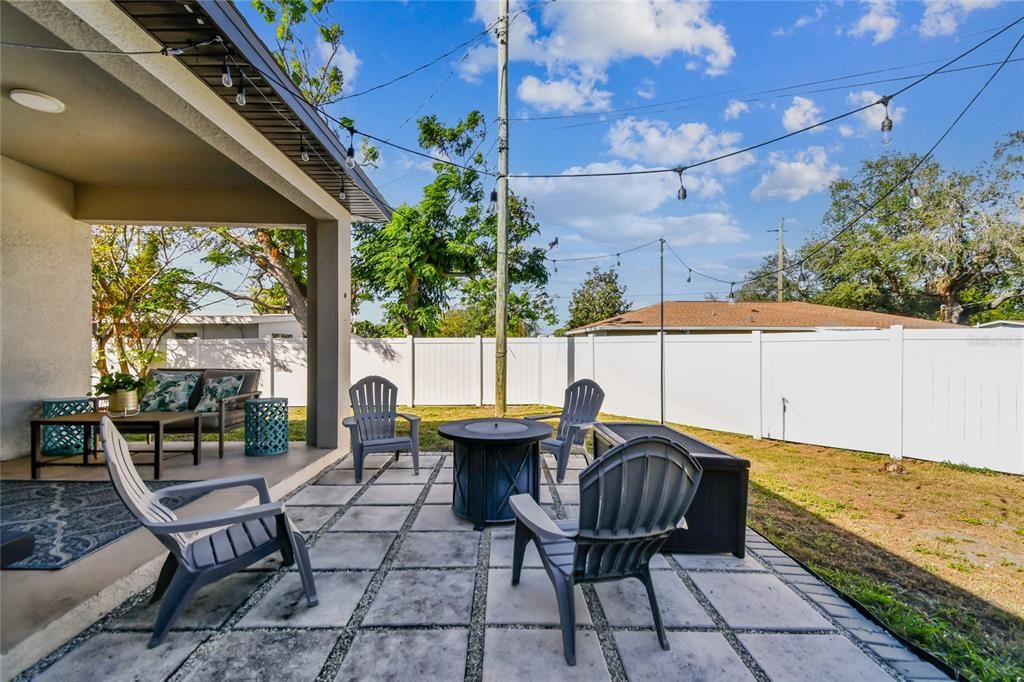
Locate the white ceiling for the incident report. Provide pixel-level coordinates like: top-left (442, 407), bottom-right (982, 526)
top-left (0, 3), bottom-right (261, 189)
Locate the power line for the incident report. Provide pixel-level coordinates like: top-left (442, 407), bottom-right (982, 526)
top-left (668, 31), bottom-right (1023, 290)
top-left (508, 15), bottom-right (1023, 179)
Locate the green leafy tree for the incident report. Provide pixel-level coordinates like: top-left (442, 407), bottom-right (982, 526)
top-left (354, 111), bottom-right (555, 336)
top-left (736, 250), bottom-right (810, 302)
top-left (564, 267), bottom-right (631, 332)
top-left (92, 226), bottom-right (221, 376)
top-left (744, 133), bottom-right (1024, 324)
top-left (203, 0), bottom-right (376, 336)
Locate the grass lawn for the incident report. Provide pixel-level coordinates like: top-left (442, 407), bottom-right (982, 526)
top-left (222, 404), bottom-right (1023, 680)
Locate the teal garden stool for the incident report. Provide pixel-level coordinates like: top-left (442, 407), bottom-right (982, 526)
top-left (245, 398), bottom-right (289, 456)
top-left (41, 397), bottom-right (94, 456)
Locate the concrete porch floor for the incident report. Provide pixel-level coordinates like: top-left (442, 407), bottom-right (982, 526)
top-left (11, 450), bottom-right (949, 681)
top-left (0, 441), bottom-right (339, 677)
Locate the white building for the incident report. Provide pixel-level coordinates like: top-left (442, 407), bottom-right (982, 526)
top-left (170, 314), bottom-right (303, 340)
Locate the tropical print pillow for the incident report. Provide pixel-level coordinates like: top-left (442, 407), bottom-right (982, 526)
top-left (138, 371), bottom-right (201, 412)
top-left (194, 374), bottom-right (244, 412)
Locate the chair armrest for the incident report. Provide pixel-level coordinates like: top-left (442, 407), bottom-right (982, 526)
top-left (147, 501), bottom-right (285, 534)
top-left (342, 416), bottom-right (358, 428)
top-left (510, 494), bottom-right (573, 543)
top-left (397, 413), bottom-right (420, 444)
top-left (220, 391), bottom-right (262, 410)
top-left (154, 474), bottom-right (272, 504)
top-left (525, 412), bottom-right (562, 421)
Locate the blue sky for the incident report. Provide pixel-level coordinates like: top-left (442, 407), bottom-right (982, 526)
top-left (232, 0), bottom-right (1024, 330)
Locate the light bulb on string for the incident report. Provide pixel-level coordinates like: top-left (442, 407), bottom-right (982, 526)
top-left (235, 69), bottom-right (246, 106)
top-left (221, 56), bottom-right (233, 88)
top-left (798, 266), bottom-right (807, 288)
top-left (728, 282), bottom-right (736, 304)
top-left (675, 166), bottom-right (688, 201)
top-left (299, 135), bottom-right (309, 163)
top-left (345, 128), bottom-right (357, 169)
top-left (686, 269), bottom-right (692, 284)
top-left (488, 189), bottom-right (498, 214)
top-left (616, 254), bottom-right (621, 267)
top-left (338, 184), bottom-right (346, 202)
top-left (909, 181), bottom-right (923, 210)
top-left (553, 261), bottom-right (558, 273)
top-left (879, 96), bottom-right (893, 146)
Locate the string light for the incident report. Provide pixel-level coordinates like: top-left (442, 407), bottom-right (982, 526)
top-left (909, 181), bottom-right (923, 210)
top-left (345, 128), bottom-right (357, 169)
top-left (879, 95), bottom-right (893, 146)
top-left (616, 253), bottom-right (621, 267)
top-left (488, 189), bottom-right (498, 214)
top-left (300, 135), bottom-right (309, 163)
top-left (221, 55), bottom-right (233, 88)
top-left (338, 184), bottom-right (347, 201)
top-left (235, 69), bottom-right (246, 107)
top-left (687, 269), bottom-right (692, 284)
top-left (675, 166), bottom-right (688, 201)
top-left (728, 282), bottom-right (736, 303)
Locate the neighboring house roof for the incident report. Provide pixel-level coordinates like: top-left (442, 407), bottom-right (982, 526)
top-left (566, 301), bottom-right (961, 335)
top-left (114, 1), bottom-right (391, 223)
top-left (176, 314), bottom-right (297, 325)
top-left (975, 320), bottom-right (1024, 328)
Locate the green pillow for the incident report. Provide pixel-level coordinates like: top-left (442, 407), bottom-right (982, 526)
top-left (194, 374), bottom-right (245, 412)
top-left (139, 371), bottom-right (201, 412)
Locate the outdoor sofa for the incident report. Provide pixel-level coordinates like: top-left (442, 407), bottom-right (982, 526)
top-left (122, 368), bottom-right (261, 458)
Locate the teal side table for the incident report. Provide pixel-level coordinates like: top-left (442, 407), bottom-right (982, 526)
top-left (245, 398), bottom-right (289, 456)
top-left (41, 397), bottom-right (93, 455)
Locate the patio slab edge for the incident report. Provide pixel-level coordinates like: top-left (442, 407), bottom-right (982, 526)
top-left (0, 447), bottom-right (343, 681)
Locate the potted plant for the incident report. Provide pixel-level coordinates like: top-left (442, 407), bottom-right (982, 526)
top-left (93, 372), bottom-right (148, 414)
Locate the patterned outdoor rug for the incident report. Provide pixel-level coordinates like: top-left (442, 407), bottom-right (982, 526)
top-left (0, 480), bottom-right (207, 570)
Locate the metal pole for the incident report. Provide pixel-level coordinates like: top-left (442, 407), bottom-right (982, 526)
top-left (659, 238), bottom-right (665, 425)
top-left (494, 0), bottom-right (509, 416)
top-left (776, 218), bottom-right (785, 302)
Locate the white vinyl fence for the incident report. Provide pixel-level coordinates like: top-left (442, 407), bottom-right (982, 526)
top-left (159, 328), bottom-right (1024, 474)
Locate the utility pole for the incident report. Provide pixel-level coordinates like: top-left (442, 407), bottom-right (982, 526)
top-left (494, 0), bottom-right (509, 416)
top-left (659, 238), bottom-right (665, 425)
top-left (768, 219), bottom-right (785, 302)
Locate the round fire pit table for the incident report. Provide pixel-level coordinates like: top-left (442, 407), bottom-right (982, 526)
top-left (439, 418), bottom-right (552, 530)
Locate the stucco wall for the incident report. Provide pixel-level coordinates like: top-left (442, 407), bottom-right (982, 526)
top-left (0, 156), bottom-right (92, 460)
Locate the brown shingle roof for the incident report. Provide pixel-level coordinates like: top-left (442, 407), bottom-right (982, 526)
top-left (566, 301), bottom-right (959, 334)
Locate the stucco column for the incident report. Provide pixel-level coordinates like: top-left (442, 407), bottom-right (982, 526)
top-left (306, 217), bottom-right (352, 450)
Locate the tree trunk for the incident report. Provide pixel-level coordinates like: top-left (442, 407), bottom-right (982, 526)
top-left (404, 275), bottom-right (421, 336)
top-left (255, 230), bottom-right (308, 336)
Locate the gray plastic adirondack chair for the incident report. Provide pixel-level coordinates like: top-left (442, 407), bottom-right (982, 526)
top-left (343, 375), bottom-right (420, 483)
top-left (527, 379), bottom-right (605, 483)
top-left (510, 435), bottom-right (703, 666)
top-left (98, 416), bottom-right (317, 647)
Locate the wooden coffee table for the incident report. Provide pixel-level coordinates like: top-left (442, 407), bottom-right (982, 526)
top-left (30, 411), bottom-right (201, 480)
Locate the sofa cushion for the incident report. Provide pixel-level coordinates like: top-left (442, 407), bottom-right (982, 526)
top-left (194, 374), bottom-right (244, 412)
top-left (139, 371), bottom-right (201, 412)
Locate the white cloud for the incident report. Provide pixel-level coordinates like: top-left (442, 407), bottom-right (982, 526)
top-left (918, 0), bottom-right (1001, 38)
top-left (606, 117), bottom-right (754, 173)
top-left (751, 147), bottom-right (841, 201)
top-left (517, 74), bottom-right (612, 113)
top-left (317, 38), bottom-right (361, 91)
top-left (456, 44), bottom-right (496, 84)
top-left (838, 124), bottom-right (856, 137)
top-left (465, 0), bottom-right (735, 112)
top-left (636, 79), bottom-right (657, 100)
top-left (774, 4), bottom-right (829, 36)
top-left (782, 96), bottom-right (824, 133)
top-left (723, 99), bottom-right (749, 120)
top-left (848, 0), bottom-right (900, 44)
top-left (510, 161), bottom-right (747, 246)
top-left (847, 89), bottom-right (907, 135)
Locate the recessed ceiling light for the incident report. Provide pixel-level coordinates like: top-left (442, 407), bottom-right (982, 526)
top-left (9, 89), bottom-right (65, 113)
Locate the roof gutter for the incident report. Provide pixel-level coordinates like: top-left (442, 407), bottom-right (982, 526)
top-left (198, 0), bottom-right (392, 222)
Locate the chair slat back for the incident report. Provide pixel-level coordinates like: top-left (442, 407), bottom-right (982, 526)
top-left (349, 375), bottom-right (399, 442)
top-left (556, 379), bottom-right (605, 442)
top-left (99, 417), bottom-right (188, 559)
top-left (573, 436), bottom-right (702, 581)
